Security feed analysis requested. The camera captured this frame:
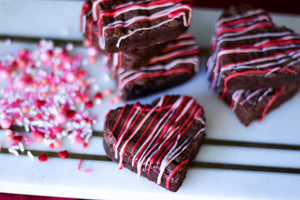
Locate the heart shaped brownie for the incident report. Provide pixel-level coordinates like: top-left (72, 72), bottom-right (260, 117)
top-left (103, 95), bottom-right (206, 192)
top-left (207, 5), bottom-right (300, 96)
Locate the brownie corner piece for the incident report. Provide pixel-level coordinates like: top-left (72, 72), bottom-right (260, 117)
top-left (222, 83), bottom-right (300, 126)
top-left (103, 95), bottom-right (206, 192)
top-left (207, 5), bottom-right (300, 94)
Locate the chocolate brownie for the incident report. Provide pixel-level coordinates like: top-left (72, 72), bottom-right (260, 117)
top-left (207, 5), bottom-right (300, 96)
top-left (107, 33), bottom-right (197, 70)
top-left (221, 83), bottom-right (299, 126)
top-left (103, 95), bottom-right (206, 192)
top-left (106, 42), bottom-right (167, 70)
top-left (81, 0), bottom-right (193, 53)
top-left (81, 2), bottom-right (168, 68)
top-left (113, 33), bottom-right (200, 100)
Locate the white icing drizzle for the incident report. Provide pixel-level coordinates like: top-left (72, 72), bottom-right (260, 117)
top-left (109, 95), bottom-right (205, 187)
top-left (207, 7), bottom-right (300, 90)
top-left (231, 89), bottom-right (244, 111)
top-left (118, 56), bottom-right (199, 91)
top-left (94, 1), bottom-right (192, 49)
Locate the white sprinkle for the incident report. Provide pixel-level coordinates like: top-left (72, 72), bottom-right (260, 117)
top-left (19, 142), bottom-right (25, 152)
top-left (5, 38), bottom-right (11, 46)
top-left (5, 130), bottom-right (12, 136)
top-left (11, 145), bottom-right (20, 150)
top-left (66, 43), bottom-right (74, 51)
top-left (8, 148), bottom-right (19, 156)
top-left (95, 99), bottom-right (103, 105)
top-left (82, 59), bottom-right (89, 66)
top-left (27, 151), bottom-right (34, 159)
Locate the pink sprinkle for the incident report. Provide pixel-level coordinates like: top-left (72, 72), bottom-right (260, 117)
top-left (21, 105), bottom-right (30, 114)
top-left (83, 169), bottom-right (92, 174)
top-left (32, 131), bottom-right (44, 142)
top-left (53, 140), bottom-right (62, 148)
top-left (40, 51), bottom-right (51, 62)
top-left (102, 65), bottom-right (110, 72)
top-left (1, 118), bottom-right (12, 129)
top-left (25, 140), bottom-right (33, 145)
top-left (0, 40), bottom-right (98, 152)
top-left (6, 134), bottom-right (14, 142)
top-left (0, 69), bottom-right (10, 79)
top-left (83, 39), bottom-right (91, 47)
top-left (56, 112), bottom-right (67, 125)
top-left (65, 71), bottom-right (77, 83)
top-left (110, 96), bottom-right (121, 105)
top-left (15, 78), bottom-right (27, 90)
top-left (77, 159), bottom-right (82, 171)
top-left (87, 47), bottom-right (99, 57)
top-left (75, 135), bottom-right (84, 145)
top-left (88, 56), bottom-right (97, 64)
top-left (103, 88), bottom-right (112, 96)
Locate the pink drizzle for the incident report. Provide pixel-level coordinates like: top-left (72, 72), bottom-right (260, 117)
top-left (106, 95), bottom-right (205, 189)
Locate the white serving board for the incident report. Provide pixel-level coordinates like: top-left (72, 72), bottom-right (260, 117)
top-left (1, 1), bottom-right (300, 200)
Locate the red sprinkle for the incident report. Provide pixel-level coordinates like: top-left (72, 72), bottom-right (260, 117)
top-left (38, 153), bottom-right (48, 162)
top-left (58, 150), bottom-right (69, 159)
top-left (85, 101), bottom-right (93, 108)
top-left (49, 143), bottom-right (55, 149)
top-left (13, 135), bottom-right (23, 143)
top-left (66, 109), bottom-right (76, 118)
top-left (94, 92), bottom-right (102, 99)
top-left (83, 143), bottom-right (88, 148)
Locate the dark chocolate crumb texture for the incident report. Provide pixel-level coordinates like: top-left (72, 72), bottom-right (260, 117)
top-left (113, 33), bottom-right (200, 100)
top-left (103, 95), bottom-right (206, 192)
top-left (80, 0), bottom-right (193, 52)
top-left (207, 5), bottom-right (300, 95)
top-left (222, 83), bottom-right (300, 126)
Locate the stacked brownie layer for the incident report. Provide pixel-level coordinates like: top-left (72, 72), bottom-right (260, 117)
top-left (81, 0), bottom-right (199, 100)
top-left (207, 5), bottom-right (300, 126)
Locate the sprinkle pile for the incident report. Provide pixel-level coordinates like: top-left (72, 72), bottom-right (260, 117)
top-left (0, 40), bottom-right (101, 153)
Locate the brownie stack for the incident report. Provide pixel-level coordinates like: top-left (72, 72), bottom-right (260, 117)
top-left (80, 0), bottom-right (199, 100)
top-left (207, 5), bottom-right (300, 126)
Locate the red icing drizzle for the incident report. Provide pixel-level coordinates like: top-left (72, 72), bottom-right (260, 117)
top-left (121, 68), bottom-right (193, 90)
top-left (80, 3), bottom-right (91, 32)
top-left (166, 158), bottom-right (189, 190)
top-left (154, 106), bottom-right (203, 171)
top-left (92, 0), bottom-right (192, 45)
top-left (220, 49), bottom-right (300, 69)
top-left (148, 48), bottom-right (199, 65)
top-left (215, 22), bottom-right (273, 38)
top-left (220, 68), bottom-right (297, 99)
top-left (208, 8), bottom-right (300, 92)
top-left (108, 95), bottom-right (205, 189)
top-left (217, 14), bottom-right (271, 30)
top-left (259, 87), bottom-right (286, 122)
top-left (117, 33), bottom-right (199, 91)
